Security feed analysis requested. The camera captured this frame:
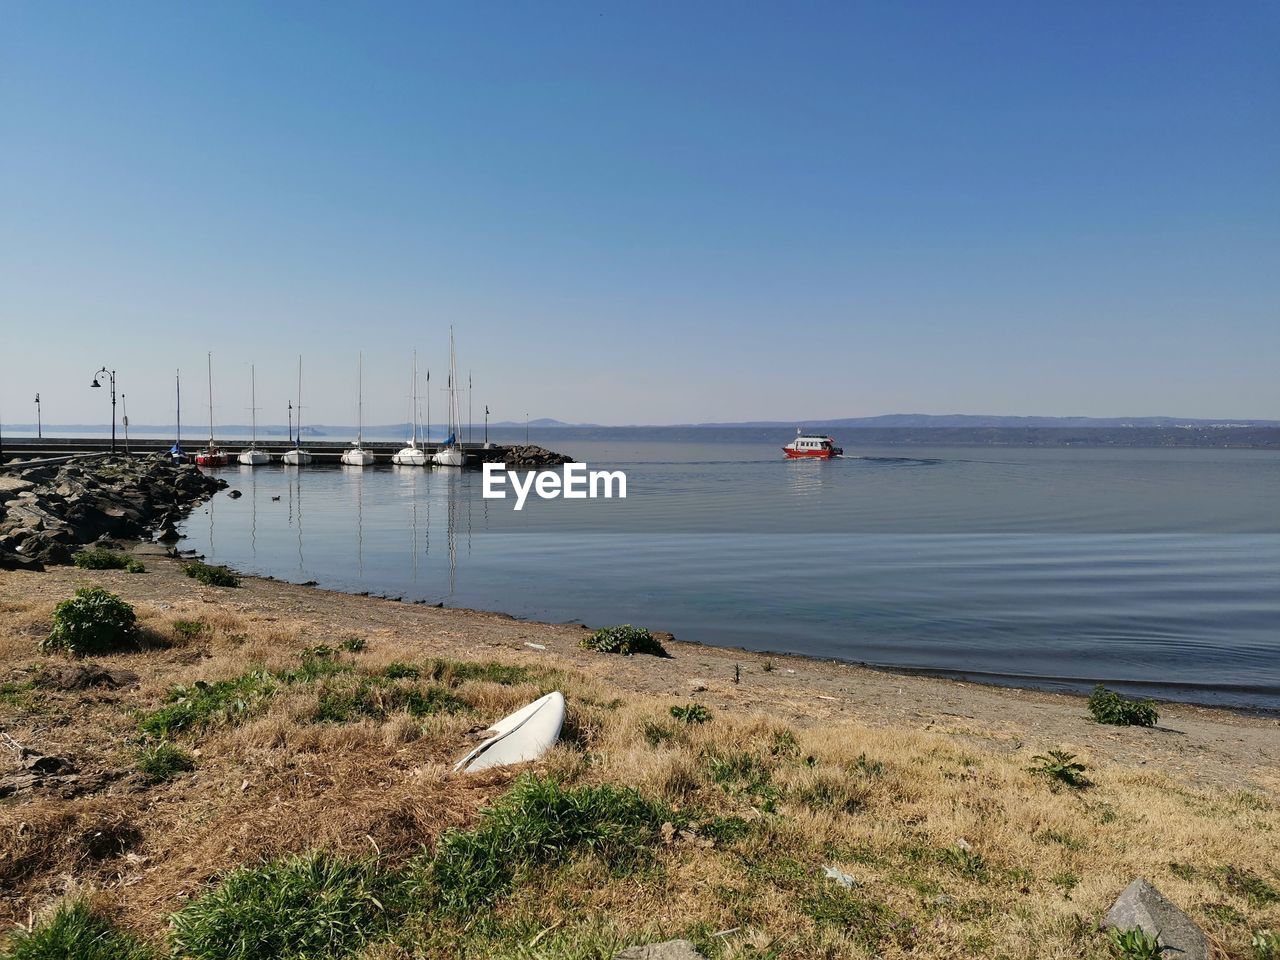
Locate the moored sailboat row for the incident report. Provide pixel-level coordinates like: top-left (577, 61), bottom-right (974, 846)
top-left (181, 335), bottom-right (475, 468)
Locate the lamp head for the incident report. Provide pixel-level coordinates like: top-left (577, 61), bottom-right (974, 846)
top-left (90, 379), bottom-right (101, 388)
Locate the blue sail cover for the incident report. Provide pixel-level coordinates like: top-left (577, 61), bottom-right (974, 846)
top-left (444, 432), bottom-right (456, 446)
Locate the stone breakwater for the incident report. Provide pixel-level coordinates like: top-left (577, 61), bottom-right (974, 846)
top-left (482, 444), bottom-right (574, 469)
top-left (0, 455), bottom-right (225, 570)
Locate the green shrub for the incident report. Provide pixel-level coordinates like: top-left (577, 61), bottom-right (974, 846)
top-left (72, 548), bottom-right (144, 573)
top-left (138, 672), bottom-right (276, 739)
top-left (169, 852), bottom-right (393, 960)
top-left (669, 703), bottom-right (711, 724)
top-left (0, 899), bottom-right (157, 960)
top-left (428, 775), bottom-right (675, 912)
top-left (1254, 929), bottom-right (1279, 960)
top-left (1088, 685), bottom-right (1159, 727)
top-left (579, 625), bottom-right (668, 658)
top-left (42, 587), bottom-right (140, 656)
top-left (183, 561), bottom-right (241, 588)
top-left (339, 636), bottom-right (365, 653)
top-left (136, 741), bottom-right (196, 782)
top-left (1108, 926), bottom-right (1167, 959)
top-left (1030, 749), bottom-right (1091, 789)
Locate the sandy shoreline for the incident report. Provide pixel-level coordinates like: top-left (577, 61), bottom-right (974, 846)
top-left (5, 547), bottom-right (1277, 796)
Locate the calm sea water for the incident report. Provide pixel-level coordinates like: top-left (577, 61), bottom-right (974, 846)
top-left (181, 436), bottom-right (1280, 710)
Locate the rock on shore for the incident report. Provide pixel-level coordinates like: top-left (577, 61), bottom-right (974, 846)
top-left (483, 444), bottom-right (574, 469)
top-left (0, 454), bottom-right (224, 570)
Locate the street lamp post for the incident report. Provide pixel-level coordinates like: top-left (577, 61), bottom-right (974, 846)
top-left (34, 394), bottom-right (41, 439)
top-left (90, 367), bottom-right (117, 452)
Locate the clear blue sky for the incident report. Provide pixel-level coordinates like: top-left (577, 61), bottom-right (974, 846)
top-left (2, 1), bottom-right (1277, 426)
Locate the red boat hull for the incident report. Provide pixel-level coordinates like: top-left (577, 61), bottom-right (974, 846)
top-left (782, 448), bottom-right (839, 459)
top-left (195, 452), bottom-right (228, 467)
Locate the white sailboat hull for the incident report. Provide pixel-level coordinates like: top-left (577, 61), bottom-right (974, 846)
top-left (282, 449), bottom-right (313, 465)
top-left (392, 446), bottom-right (427, 466)
top-left (432, 446), bottom-right (464, 467)
top-left (237, 449), bottom-right (270, 465)
top-left (340, 447), bottom-right (375, 466)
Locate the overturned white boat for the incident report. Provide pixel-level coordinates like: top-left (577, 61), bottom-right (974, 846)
top-left (454, 691), bottom-right (565, 773)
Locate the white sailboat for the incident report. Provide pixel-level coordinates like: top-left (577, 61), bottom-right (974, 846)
top-left (282, 356), bottom-right (313, 465)
top-left (340, 352), bottom-right (376, 466)
top-left (238, 364), bottom-right (270, 465)
top-left (432, 328), bottom-right (465, 467)
top-left (392, 350), bottom-right (427, 466)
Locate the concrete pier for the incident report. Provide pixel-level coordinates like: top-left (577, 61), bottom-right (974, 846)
top-left (0, 437), bottom-right (497, 466)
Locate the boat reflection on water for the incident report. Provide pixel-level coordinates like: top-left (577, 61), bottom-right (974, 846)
top-left (186, 465), bottom-right (476, 604)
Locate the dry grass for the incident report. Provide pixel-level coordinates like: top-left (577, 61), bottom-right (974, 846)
top-left (2, 576), bottom-right (1278, 959)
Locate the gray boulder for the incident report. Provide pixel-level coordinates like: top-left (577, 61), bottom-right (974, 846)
top-left (614, 942), bottom-right (706, 960)
top-left (1104, 878), bottom-right (1209, 959)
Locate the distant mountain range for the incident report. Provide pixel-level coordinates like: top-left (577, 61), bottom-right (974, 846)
top-left (665, 415), bottom-right (1280, 429)
top-left (5, 414), bottom-right (1278, 433)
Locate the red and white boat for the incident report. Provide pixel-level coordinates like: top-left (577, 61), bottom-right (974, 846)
top-left (195, 353), bottom-right (229, 466)
top-left (782, 430), bottom-right (843, 459)
top-left (194, 446), bottom-right (228, 467)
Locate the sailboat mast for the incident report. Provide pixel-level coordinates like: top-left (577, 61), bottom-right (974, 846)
top-left (449, 328), bottom-right (461, 445)
top-left (176, 370), bottom-right (182, 447)
top-left (296, 356), bottom-right (303, 448)
top-left (356, 352), bottom-right (363, 444)
top-left (250, 364), bottom-right (257, 445)
top-left (207, 352), bottom-right (214, 446)
top-left (411, 350), bottom-right (419, 446)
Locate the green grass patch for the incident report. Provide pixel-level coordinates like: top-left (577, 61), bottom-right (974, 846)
top-left (669, 703), bottom-right (711, 724)
top-left (793, 771), bottom-right (868, 814)
top-left (42, 587), bottom-right (140, 656)
top-left (72, 548), bottom-right (145, 573)
top-left (1088, 685), bottom-right (1159, 727)
top-left (169, 852), bottom-right (394, 960)
top-left (1030, 749), bottom-right (1091, 789)
top-left (138, 671), bottom-right (276, 739)
top-left (313, 678), bottom-right (468, 723)
top-left (805, 884), bottom-right (914, 952)
top-left (135, 741), bottom-right (196, 782)
top-left (0, 679), bottom-right (38, 709)
top-left (1218, 865), bottom-right (1280, 908)
top-left (183, 561), bottom-right (241, 588)
top-left (285, 645), bottom-right (350, 683)
top-left (382, 661), bottom-right (421, 680)
top-left (427, 774), bottom-right (676, 912)
top-left (579, 625), bottom-right (669, 658)
top-left (0, 899), bottom-right (157, 960)
top-left (424, 658), bottom-right (539, 686)
top-left (171, 618), bottom-right (208, 640)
